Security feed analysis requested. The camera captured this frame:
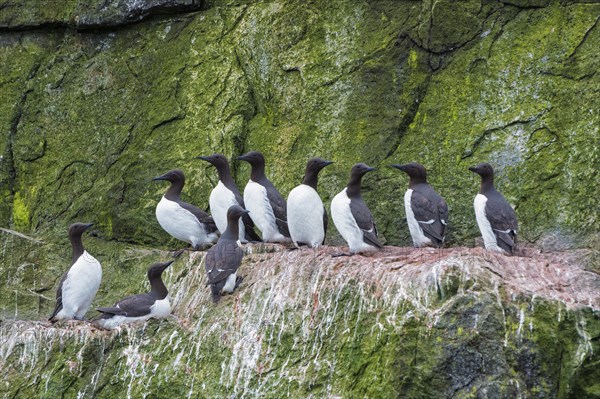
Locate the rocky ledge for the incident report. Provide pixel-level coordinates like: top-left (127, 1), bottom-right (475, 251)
top-left (1, 244), bottom-right (599, 398)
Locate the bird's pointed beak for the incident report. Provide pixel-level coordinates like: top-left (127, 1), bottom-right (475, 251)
top-left (468, 166), bottom-right (478, 173)
top-left (323, 160), bottom-right (334, 167)
top-left (152, 174), bottom-right (168, 181)
top-left (163, 260), bottom-right (175, 269)
top-left (366, 167), bottom-right (376, 172)
top-left (390, 164), bottom-right (406, 171)
top-left (83, 223), bottom-right (94, 230)
top-left (236, 155), bottom-right (248, 161)
top-left (196, 155), bottom-right (211, 162)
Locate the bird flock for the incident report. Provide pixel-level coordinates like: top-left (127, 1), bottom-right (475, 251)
top-left (49, 151), bottom-right (518, 329)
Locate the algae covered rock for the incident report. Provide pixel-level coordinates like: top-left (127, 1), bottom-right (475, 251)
top-left (0, 1), bottom-right (598, 249)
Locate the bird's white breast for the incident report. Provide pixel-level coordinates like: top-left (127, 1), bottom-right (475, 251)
top-left (331, 188), bottom-right (373, 253)
top-left (59, 251), bottom-right (102, 319)
top-left (474, 193), bottom-right (504, 253)
top-left (244, 180), bottom-right (285, 242)
top-left (150, 296), bottom-right (171, 317)
top-left (287, 184), bottom-right (325, 248)
top-left (156, 196), bottom-right (204, 246)
top-left (404, 189), bottom-right (432, 248)
top-left (210, 182), bottom-right (248, 242)
top-left (209, 181), bottom-right (237, 234)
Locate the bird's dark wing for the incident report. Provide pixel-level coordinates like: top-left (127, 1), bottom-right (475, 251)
top-left (349, 198), bottom-right (383, 249)
top-left (322, 207), bottom-right (329, 245)
top-left (485, 191), bottom-right (518, 251)
top-left (49, 271), bottom-right (69, 321)
top-left (205, 241), bottom-right (243, 284)
top-left (411, 185), bottom-right (448, 244)
top-left (96, 293), bottom-right (155, 318)
top-left (242, 213), bottom-right (262, 242)
top-left (179, 201), bottom-right (219, 234)
top-left (263, 181), bottom-right (290, 237)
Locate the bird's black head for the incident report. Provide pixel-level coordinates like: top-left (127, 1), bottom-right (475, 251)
top-left (197, 154), bottom-right (229, 169)
top-left (227, 204), bottom-right (250, 221)
top-left (469, 163), bottom-right (494, 178)
top-left (237, 151), bottom-right (265, 167)
top-left (305, 158), bottom-right (334, 174)
top-left (391, 162), bottom-right (427, 180)
top-left (152, 169), bottom-right (185, 184)
top-left (350, 163), bottom-right (376, 178)
top-left (68, 222), bottom-right (94, 238)
top-left (147, 260), bottom-right (174, 279)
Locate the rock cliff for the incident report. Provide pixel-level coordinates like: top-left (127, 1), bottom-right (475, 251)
top-left (1, 1), bottom-right (599, 397)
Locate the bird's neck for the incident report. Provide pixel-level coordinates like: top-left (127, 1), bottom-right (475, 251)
top-left (164, 180), bottom-right (183, 201)
top-left (217, 165), bottom-right (236, 187)
top-left (479, 176), bottom-right (494, 194)
top-left (302, 169), bottom-right (319, 190)
top-left (346, 175), bottom-right (363, 198)
top-left (222, 219), bottom-right (240, 241)
top-left (150, 277), bottom-right (168, 299)
top-left (70, 235), bottom-right (85, 265)
top-left (408, 176), bottom-right (427, 189)
top-left (250, 164), bottom-right (266, 182)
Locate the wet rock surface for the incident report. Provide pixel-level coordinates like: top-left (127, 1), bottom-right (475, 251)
top-left (1, 244), bottom-right (599, 398)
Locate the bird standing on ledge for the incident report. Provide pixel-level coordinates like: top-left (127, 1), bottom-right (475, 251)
top-left (205, 205), bottom-right (248, 303)
top-left (49, 223), bottom-right (102, 323)
top-left (391, 162), bottom-right (448, 248)
top-left (469, 163), bottom-right (518, 255)
top-left (153, 169), bottom-right (219, 252)
top-left (287, 157), bottom-right (333, 248)
top-left (331, 163), bottom-right (383, 256)
top-left (197, 153), bottom-right (261, 243)
top-left (238, 151), bottom-right (291, 243)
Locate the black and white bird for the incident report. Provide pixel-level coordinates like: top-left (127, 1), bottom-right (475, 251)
top-left (49, 223), bottom-right (102, 323)
top-left (197, 154), bottom-right (261, 243)
top-left (287, 158), bottom-right (333, 248)
top-left (237, 151), bottom-right (291, 243)
top-left (331, 163), bottom-right (383, 255)
top-left (93, 261), bottom-right (173, 329)
top-left (469, 163), bottom-right (518, 255)
top-left (391, 163), bottom-right (448, 248)
top-left (153, 169), bottom-right (219, 251)
top-left (205, 205), bottom-right (248, 303)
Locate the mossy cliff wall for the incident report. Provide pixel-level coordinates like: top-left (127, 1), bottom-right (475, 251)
top-left (1, 1), bottom-right (599, 398)
top-left (0, 0), bottom-right (598, 246)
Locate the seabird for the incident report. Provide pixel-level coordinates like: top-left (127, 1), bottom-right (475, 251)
top-left (331, 163), bottom-right (383, 255)
top-left (287, 158), bottom-right (334, 248)
top-left (237, 151), bottom-right (291, 243)
top-left (197, 153), bottom-right (261, 243)
top-left (469, 162), bottom-right (518, 255)
top-left (49, 223), bottom-right (102, 322)
top-left (391, 162), bottom-right (448, 248)
top-left (153, 169), bottom-right (219, 251)
top-left (93, 261), bottom-right (173, 329)
top-left (205, 205), bottom-right (248, 303)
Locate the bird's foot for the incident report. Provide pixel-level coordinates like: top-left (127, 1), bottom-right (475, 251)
top-left (331, 252), bottom-right (353, 258)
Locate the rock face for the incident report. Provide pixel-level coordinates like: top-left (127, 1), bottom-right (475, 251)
top-left (1, 1), bottom-right (599, 398)
top-left (1, 245), bottom-right (599, 398)
top-left (0, 1), bottom-right (599, 247)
